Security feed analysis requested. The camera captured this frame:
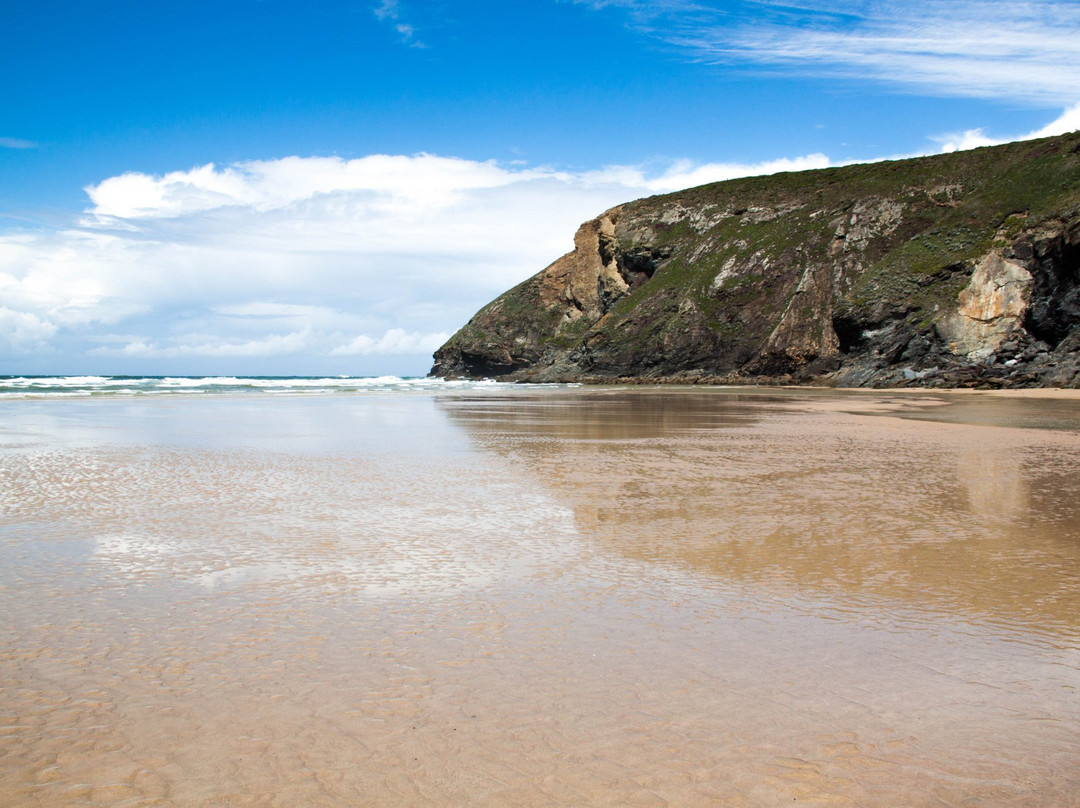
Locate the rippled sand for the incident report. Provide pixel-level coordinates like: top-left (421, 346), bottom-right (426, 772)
top-left (2, 389), bottom-right (1079, 806)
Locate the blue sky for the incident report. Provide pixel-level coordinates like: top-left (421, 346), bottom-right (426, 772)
top-left (3, 0), bottom-right (1080, 376)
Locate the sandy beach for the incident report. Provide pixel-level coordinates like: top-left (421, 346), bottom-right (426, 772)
top-left (2, 386), bottom-right (1079, 806)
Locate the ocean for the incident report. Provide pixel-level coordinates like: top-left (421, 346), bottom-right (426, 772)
top-left (2, 381), bottom-right (1079, 805)
top-left (0, 374), bottom-right (505, 398)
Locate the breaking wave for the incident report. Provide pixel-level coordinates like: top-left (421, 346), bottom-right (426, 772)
top-left (0, 375), bottom-right (513, 398)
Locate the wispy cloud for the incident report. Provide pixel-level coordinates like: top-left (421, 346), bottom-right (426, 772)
top-left (0, 137), bottom-right (38, 149)
top-left (0, 151), bottom-right (827, 370)
top-left (372, 0), bottom-right (426, 48)
top-left (373, 0), bottom-right (399, 21)
top-left (576, 0), bottom-right (1080, 105)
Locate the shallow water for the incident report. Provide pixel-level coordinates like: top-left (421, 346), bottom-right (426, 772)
top-left (1, 388), bottom-right (1079, 806)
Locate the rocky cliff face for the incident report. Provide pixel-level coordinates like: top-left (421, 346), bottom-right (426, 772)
top-left (431, 132), bottom-right (1080, 388)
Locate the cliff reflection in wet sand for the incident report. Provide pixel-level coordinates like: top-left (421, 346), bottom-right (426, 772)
top-left (1, 389), bottom-right (1079, 807)
top-left (442, 389), bottom-right (1080, 640)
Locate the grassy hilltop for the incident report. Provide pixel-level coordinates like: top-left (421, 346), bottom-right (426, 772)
top-left (432, 132), bottom-right (1080, 388)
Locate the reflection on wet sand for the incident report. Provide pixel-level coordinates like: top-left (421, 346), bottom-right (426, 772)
top-left (442, 389), bottom-right (1080, 639)
top-left (2, 390), bottom-right (1079, 806)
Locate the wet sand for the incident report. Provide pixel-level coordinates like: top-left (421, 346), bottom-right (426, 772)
top-left (2, 388), bottom-right (1079, 806)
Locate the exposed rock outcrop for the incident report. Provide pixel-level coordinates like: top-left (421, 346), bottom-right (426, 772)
top-left (431, 132), bottom-right (1080, 388)
top-left (937, 252), bottom-right (1033, 359)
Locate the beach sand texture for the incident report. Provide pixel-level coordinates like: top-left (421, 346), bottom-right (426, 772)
top-left (2, 389), bottom-right (1079, 806)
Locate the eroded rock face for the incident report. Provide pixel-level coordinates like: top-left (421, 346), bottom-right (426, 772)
top-left (938, 253), bottom-right (1034, 359)
top-left (539, 213), bottom-right (625, 321)
top-left (431, 132), bottom-right (1080, 388)
top-left (759, 262), bottom-right (841, 368)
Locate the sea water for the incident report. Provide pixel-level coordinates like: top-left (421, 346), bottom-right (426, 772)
top-left (1, 381), bottom-right (1078, 806)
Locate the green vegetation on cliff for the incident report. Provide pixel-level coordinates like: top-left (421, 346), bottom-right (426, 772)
top-left (432, 132), bottom-right (1080, 388)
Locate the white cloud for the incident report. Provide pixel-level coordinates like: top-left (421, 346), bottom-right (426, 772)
top-left (634, 154), bottom-right (832, 192)
top-left (582, 0), bottom-right (1080, 105)
top-left (84, 154), bottom-right (525, 221)
top-left (0, 307), bottom-right (57, 349)
top-left (88, 327), bottom-right (451, 360)
top-left (91, 329), bottom-right (320, 359)
top-left (330, 329), bottom-right (450, 356)
top-left (937, 129), bottom-right (1001, 154)
top-left (1, 151), bottom-right (830, 373)
top-left (937, 101), bottom-right (1080, 152)
top-left (213, 302), bottom-right (335, 319)
top-left (1029, 102), bottom-right (1080, 138)
top-left (83, 152), bottom-right (834, 225)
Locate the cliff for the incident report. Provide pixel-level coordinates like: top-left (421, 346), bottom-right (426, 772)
top-left (431, 132), bottom-right (1080, 388)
